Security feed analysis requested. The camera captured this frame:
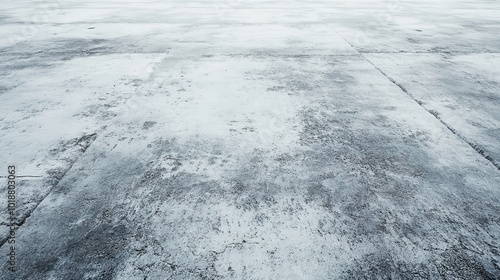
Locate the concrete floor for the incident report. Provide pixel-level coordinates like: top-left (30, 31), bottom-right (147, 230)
top-left (1, 0), bottom-right (500, 279)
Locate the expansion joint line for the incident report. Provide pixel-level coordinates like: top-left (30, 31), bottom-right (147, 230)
top-left (325, 22), bottom-right (500, 171)
top-left (0, 133), bottom-right (99, 249)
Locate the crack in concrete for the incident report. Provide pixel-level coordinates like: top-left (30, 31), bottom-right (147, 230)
top-left (209, 240), bottom-right (260, 255)
top-left (0, 133), bottom-right (99, 249)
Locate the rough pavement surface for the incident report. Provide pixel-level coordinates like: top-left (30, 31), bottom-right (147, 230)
top-left (1, 0), bottom-right (500, 279)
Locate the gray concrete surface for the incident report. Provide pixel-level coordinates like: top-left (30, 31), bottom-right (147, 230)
top-left (0, 0), bottom-right (499, 279)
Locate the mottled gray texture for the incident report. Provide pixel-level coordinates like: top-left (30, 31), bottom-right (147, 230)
top-left (1, 0), bottom-right (499, 279)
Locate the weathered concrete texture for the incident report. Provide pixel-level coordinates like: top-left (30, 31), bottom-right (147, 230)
top-left (0, 52), bottom-right (164, 240)
top-left (0, 0), bottom-right (499, 279)
top-left (363, 53), bottom-right (500, 168)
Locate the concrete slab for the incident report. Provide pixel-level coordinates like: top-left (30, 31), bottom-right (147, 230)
top-left (0, 0), bottom-right (499, 279)
top-left (364, 53), bottom-right (500, 168)
top-left (3, 54), bottom-right (500, 279)
top-left (0, 53), bottom-right (164, 239)
top-left (319, 0), bottom-right (500, 53)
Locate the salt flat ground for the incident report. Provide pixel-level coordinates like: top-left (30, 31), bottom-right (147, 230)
top-left (0, 0), bottom-right (500, 279)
